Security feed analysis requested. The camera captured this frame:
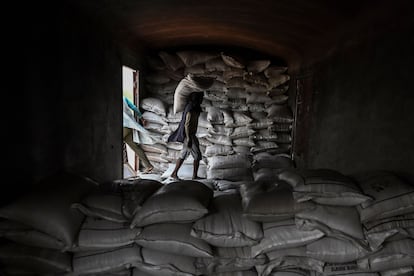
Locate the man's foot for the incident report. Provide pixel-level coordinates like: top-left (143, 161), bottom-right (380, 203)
top-left (170, 175), bottom-right (182, 181)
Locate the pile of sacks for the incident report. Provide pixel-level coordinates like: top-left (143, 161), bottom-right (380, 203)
top-left (137, 49), bottom-right (293, 176)
top-left (0, 168), bottom-right (413, 276)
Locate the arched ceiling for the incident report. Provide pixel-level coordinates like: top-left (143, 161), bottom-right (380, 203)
top-left (71, 0), bottom-right (412, 70)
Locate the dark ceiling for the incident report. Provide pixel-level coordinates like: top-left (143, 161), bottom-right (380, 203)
top-left (71, 0), bottom-right (412, 70)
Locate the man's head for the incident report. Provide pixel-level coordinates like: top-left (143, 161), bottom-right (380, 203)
top-left (187, 92), bottom-right (203, 111)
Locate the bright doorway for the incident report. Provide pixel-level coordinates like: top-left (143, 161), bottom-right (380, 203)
top-left (122, 65), bottom-right (140, 178)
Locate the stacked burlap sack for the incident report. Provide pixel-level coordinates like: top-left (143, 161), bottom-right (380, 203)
top-left (1, 168), bottom-right (413, 276)
top-left (0, 172), bottom-right (98, 275)
top-left (139, 50), bottom-right (293, 175)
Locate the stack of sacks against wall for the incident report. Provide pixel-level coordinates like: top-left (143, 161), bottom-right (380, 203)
top-left (67, 178), bottom-right (163, 275)
top-left (263, 169), bottom-right (414, 276)
top-left (0, 172), bottom-right (98, 275)
top-left (1, 170), bottom-right (413, 276)
top-left (131, 180), bottom-right (215, 275)
top-left (140, 50), bottom-right (293, 181)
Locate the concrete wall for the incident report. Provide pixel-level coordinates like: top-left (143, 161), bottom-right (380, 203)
top-left (306, 28), bottom-right (414, 178)
top-left (3, 3), bottom-right (142, 204)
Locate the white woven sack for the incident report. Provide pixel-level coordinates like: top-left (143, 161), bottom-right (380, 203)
top-left (135, 223), bottom-right (213, 257)
top-left (141, 97), bottom-right (167, 117)
top-left (191, 194), bottom-right (263, 247)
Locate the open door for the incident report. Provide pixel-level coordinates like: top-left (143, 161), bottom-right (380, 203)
top-left (122, 65), bottom-right (140, 178)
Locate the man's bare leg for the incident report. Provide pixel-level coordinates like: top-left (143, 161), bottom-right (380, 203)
top-left (192, 159), bottom-right (202, 180)
top-left (171, 158), bottom-right (184, 179)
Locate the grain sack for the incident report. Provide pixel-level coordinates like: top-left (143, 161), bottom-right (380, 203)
top-left (269, 123), bottom-right (292, 132)
top-left (266, 95), bottom-right (289, 106)
top-left (185, 64), bottom-right (207, 75)
top-left (167, 107), bottom-right (183, 123)
top-left (264, 66), bottom-right (288, 78)
top-left (268, 83), bottom-right (289, 95)
top-left (244, 72), bottom-right (268, 86)
top-left (352, 170), bottom-right (414, 223)
top-left (249, 119), bottom-right (274, 130)
top-left (306, 237), bottom-right (370, 263)
top-left (233, 145), bottom-right (251, 154)
top-left (0, 172), bottom-right (97, 251)
top-left (275, 133), bottom-right (292, 144)
top-left (226, 88), bottom-right (248, 99)
top-left (176, 50), bottom-right (219, 67)
top-left (165, 68), bottom-right (186, 81)
top-left (199, 111), bottom-right (214, 128)
top-left (233, 138), bottom-right (255, 147)
top-left (206, 57), bottom-right (228, 71)
top-left (251, 141), bottom-right (279, 153)
top-left (135, 223), bottom-right (213, 257)
top-left (362, 213), bottom-right (414, 250)
top-left (131, 268), bottom-right (157, 275)
top-left (248, 103), bottom-right (266, 112)
top-left (253, 129), bottom-right (278, 142)
top-left (195, 246), bottom-right (266, 274)
top-left (117, 179), bottom-right (163, 219)
top-left (205, 145), bottom-right (234, 157)
top-left (140, 143), bottom-right (168, 154)
top-left (213, 180), bottom-right (252, 192)
top-left (252, 152), bottom-right (294, 170)
top-left (76, 217), bottom-right (141, 251)
top-left (71, 191), bottom-right (127, 223)
top-left (131, 180), bottom-right (213, 227)
top-left (0, 219), bottom-right (65, 250)
top-left (137, 247), bottom-right (200, 276)
top-left (146, 152), bottom-right (170, 163)
top-left (207, 106), bottom-right (225, 124)
top-left (222, 109), bottom-right (235, 127)
top-left (207, 154), bottom-right (252, 170)
top-left (209, 80), bottom-right (229, 92)
top-left (221, 52), bottom-right (245, 69)
top-left (295, 204), bottom-right (368, 249)
top-left (158, 51), bottom-right (185, 71)
top-left (278, 169), bottom-right (372, 206)
top-left (381, 266), bottom-right (414, 276)
top-left (357, 239), bottom-right (414, 272)
top-left (246, 93), bottom-right (272, 104)
top-left (266, 269), bottom-right (311, 276)
top-left (240, 181), bottom-right (315, 222)
top-left (244, 83), bottom-right (268, 93)
top-left (256, 247), bottom-right (324, 276)
top-left (206, 134), bottom-right (233, 146)
top-left (267, 74), bottom-right (290, 89)
top-left (251, 218), bottom-right (324, 257)
top-left (229, 111), bottom-right (253, 127)
top-left (253, 168), bottom-right (283, 183)
top-left (319, 262), bottom-right (377, 276)
top-left (247, 60), bottom-right (271, 73)
top-left (73, 244), bottom-right (141, 274)
top-left (209, 271), bottom-right (258, 276)
top-left (142, 111), bottom-right (168, 125)
top-left (173, 74), bottom-right (214, 114)
top-left (0, 242), bottom-right (72, 274)
top-left (209, 125), bottom-right (232, 137)
top-left (231, 126), bottom-right (256, 139)
top-left (207, 167), bottom-right (254, 182)
top-left (191, 193), bottom-right (263, 247)
top-left (145, 121), bottom-right (169, 134)
top-left (266, 105), bottom-right (294, 123)
top-left (141, 97), bottom-right (167, 117)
